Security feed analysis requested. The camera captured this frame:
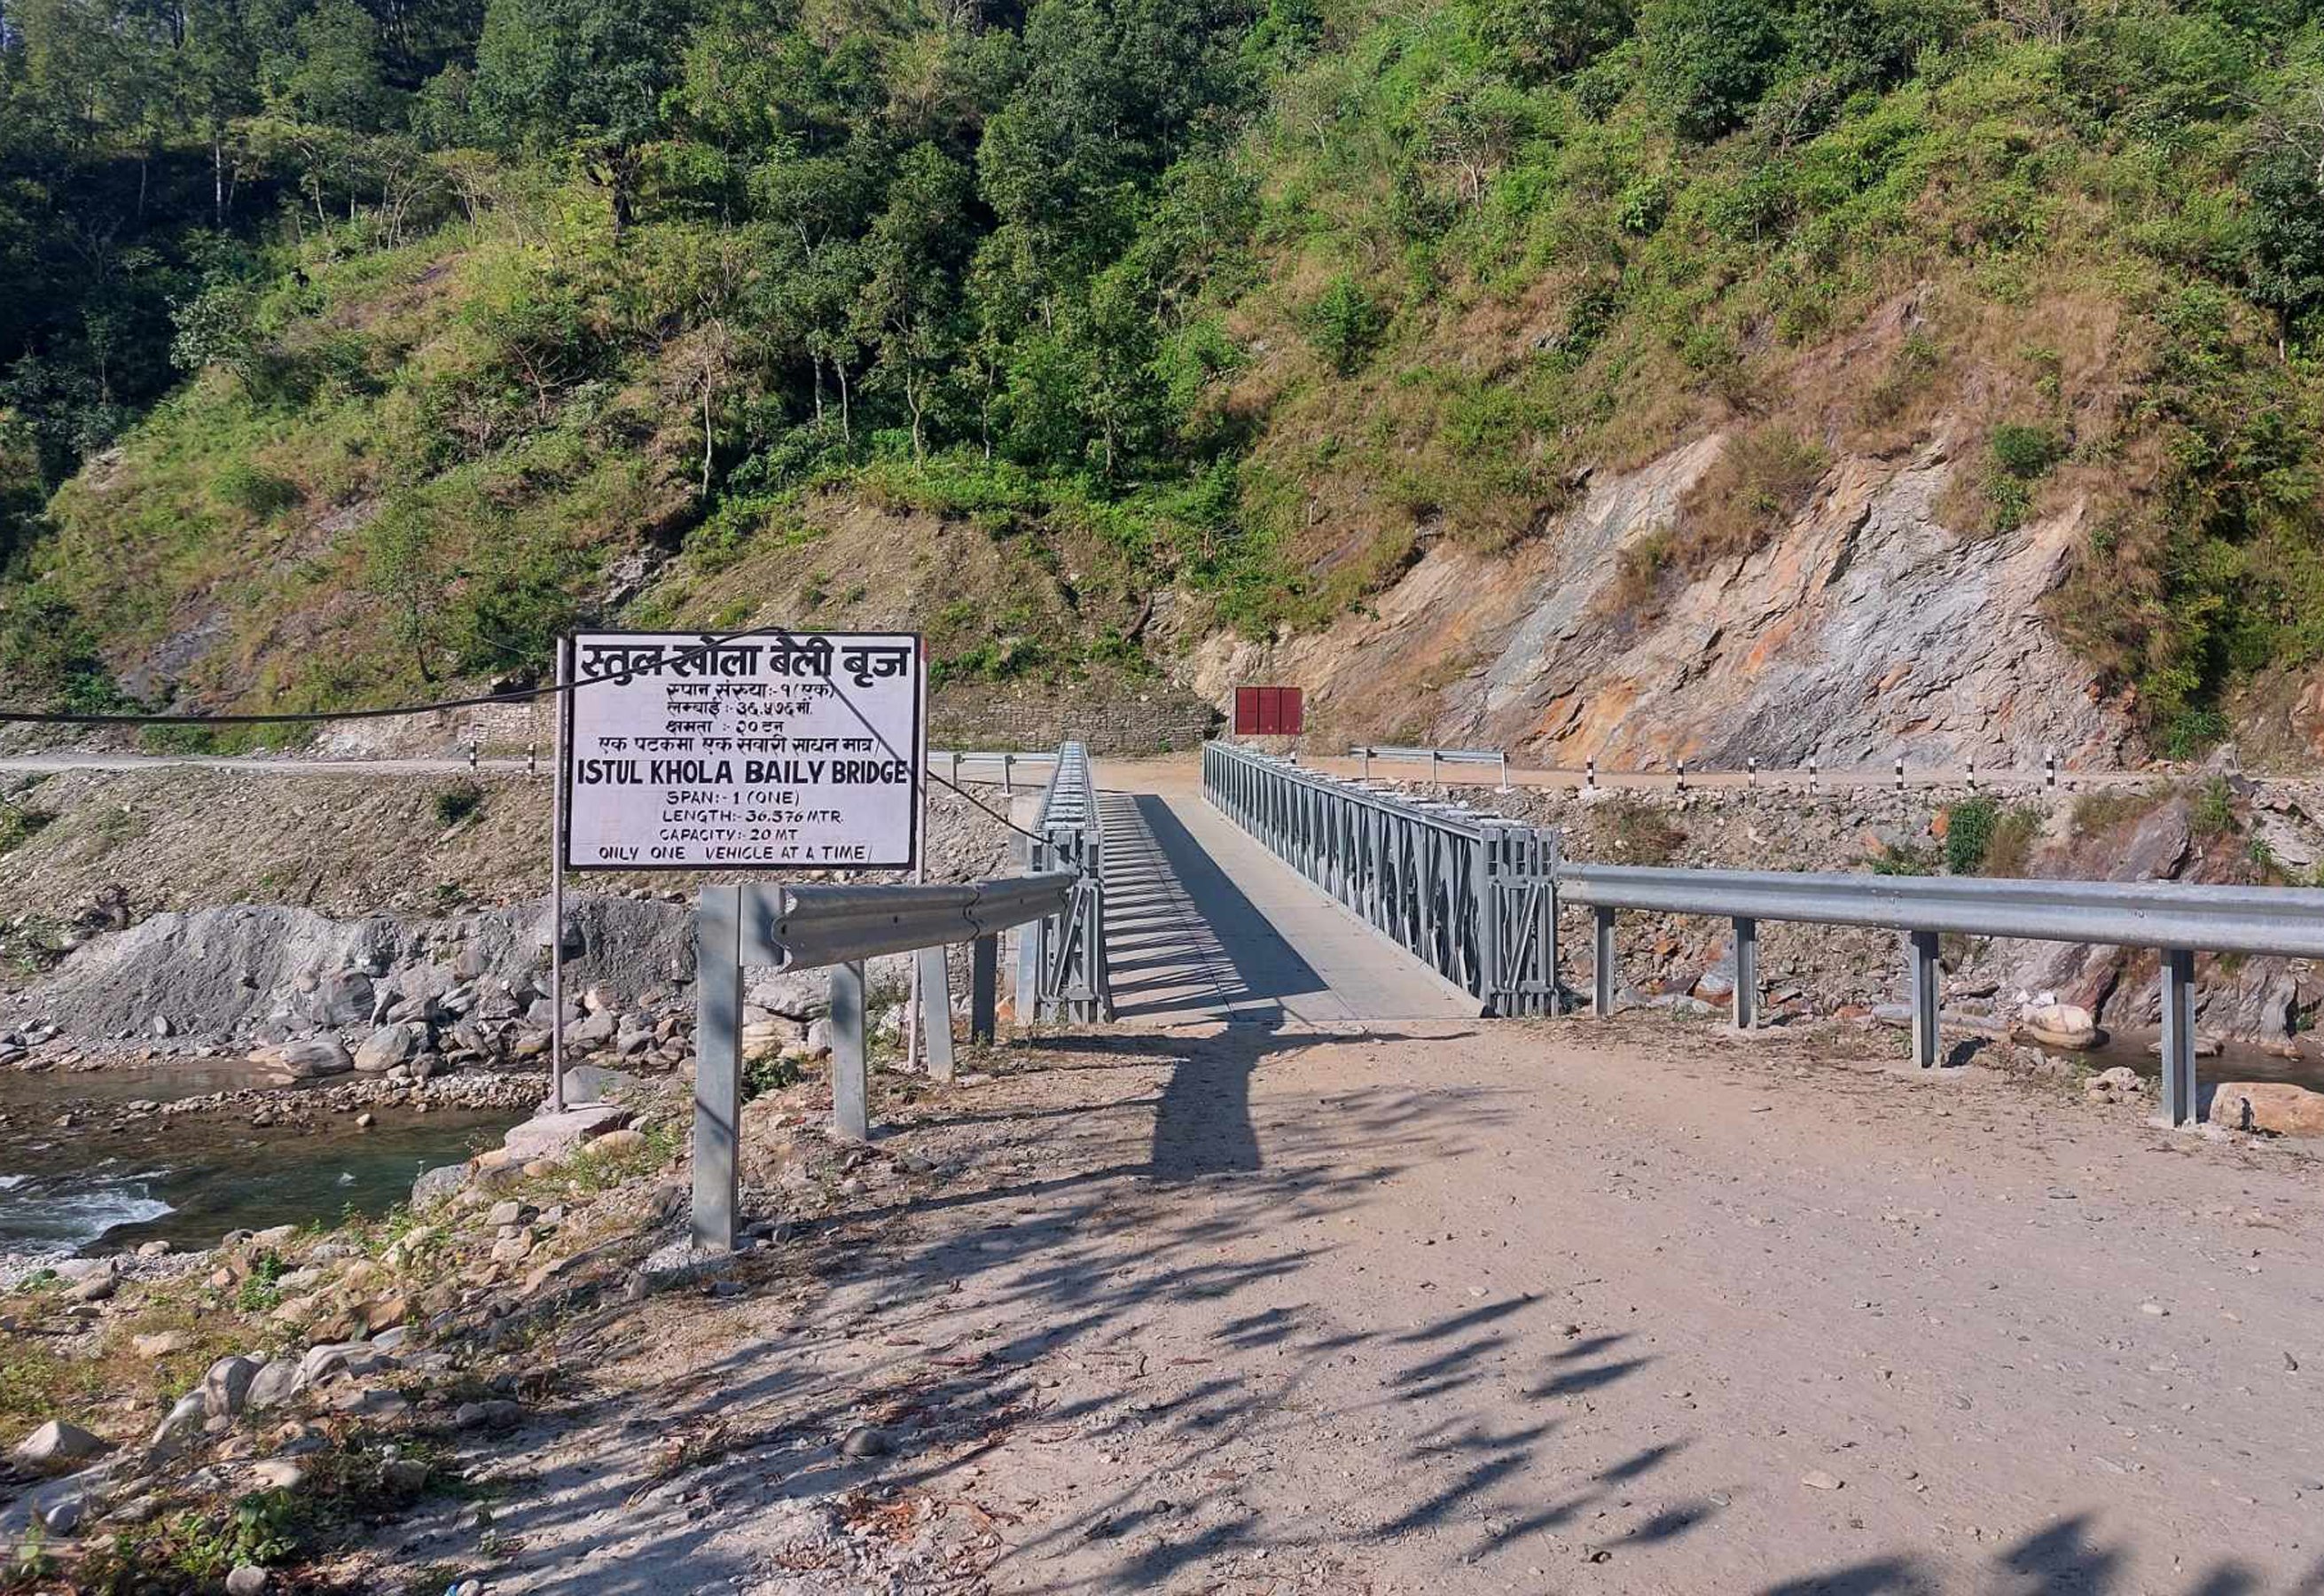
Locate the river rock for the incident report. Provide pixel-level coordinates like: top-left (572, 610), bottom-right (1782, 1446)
top-left (276, 1037), bottom-right (353, 1079)
top-left (2207, 1081), bottom-right (2324, 1137)
top-left (152, 1391), bottom-right (207, 1450)
top-left (202, 1356), bottom-right (260, 1418)
top-left (15, 1420), bottom-right (107, 1470)
top-left (354, 1024), bottom-right (419, 1074)
top-left (411, 1162), bottom-right (469, 1208)
top-left (224, 1564), bottom-right (268, 1596)
top-left (500, 1103), bottom-right (631, 1162)
top-left (2019, 1003), bottom-right (2097, 1049)
top-left (132, 1330), bottom-right (194, 1359)
top-left (244, 1360), bottom-right (300, 1412)
top-left (2085, 1066), bottom-right (2142, 1097)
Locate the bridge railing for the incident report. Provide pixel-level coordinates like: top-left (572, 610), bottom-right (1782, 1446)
top-left (1014, 740), bottom-right (1111, 1024)
top-left (1564, 864), bottom-right (2324, 1128)
top-left (1203, 740), bottom-right (1558, 1015)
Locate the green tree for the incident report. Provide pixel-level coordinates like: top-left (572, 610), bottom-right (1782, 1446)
top-left (851, 145), bottom-right (974, 459)
top-left (473, 0), bottom-right (692, 236)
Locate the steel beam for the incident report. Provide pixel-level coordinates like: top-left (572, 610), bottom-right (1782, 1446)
top-left (831, 959), bottom-right (868, 1141)
top-left (2160, 946), bottom-right (2197, 1126)
top-left (970, 932), bottom-right (998, 1044)
top-left (692, 885), bottom-right (742, 1252)
top-left (1594, 906), bottom-right (1616, 1020)
top-left (1733, 915), bottom-right (1757, 1029)
top-left (1908, 929), bottom-right (1939, 1068)
top-left (917, 943), bottom-right (955, 1081)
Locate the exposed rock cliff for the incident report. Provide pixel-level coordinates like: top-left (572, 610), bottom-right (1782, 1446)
top-left (1192, 433), bottom-right (2138, 770)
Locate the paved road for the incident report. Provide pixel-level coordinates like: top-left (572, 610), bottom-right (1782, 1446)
top-left (1095, 759), bottom-right (1478, 1025)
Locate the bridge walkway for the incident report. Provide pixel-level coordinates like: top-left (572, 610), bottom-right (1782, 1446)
top-left (1092, 758), bottom-right (1477, 1026)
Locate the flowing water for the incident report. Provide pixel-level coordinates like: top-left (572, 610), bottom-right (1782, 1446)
top-left (0, 1063), bottom-right (521, 1259)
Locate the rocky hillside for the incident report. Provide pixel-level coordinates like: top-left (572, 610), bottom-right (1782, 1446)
top-left (3, 0), bottom-right (2322, 768)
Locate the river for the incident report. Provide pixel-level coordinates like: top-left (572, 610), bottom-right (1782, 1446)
top-left (0, 1062), bottom-right (522, 1259)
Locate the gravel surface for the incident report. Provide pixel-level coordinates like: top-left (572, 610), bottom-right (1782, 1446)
top-left (374, 1016), bottom-right (2324, 1594)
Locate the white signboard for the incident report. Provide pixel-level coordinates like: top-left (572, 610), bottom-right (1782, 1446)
top-left (559, 630), bottom-right (923, 871)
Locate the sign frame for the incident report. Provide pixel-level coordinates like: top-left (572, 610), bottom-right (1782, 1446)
top-left (556, 626), bottom-right (926, 875)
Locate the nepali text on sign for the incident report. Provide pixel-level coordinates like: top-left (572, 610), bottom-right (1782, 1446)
top-left (561, 630), bottom-right (922, 871)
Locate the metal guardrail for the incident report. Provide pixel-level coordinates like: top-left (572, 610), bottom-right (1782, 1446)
top-left (1205, 741), bottom-right (1557, 1015)
top-left (1562, 864), bottom-right (2324, 1129)
top-left (931, 748), bottom-right (1054, 794)
top-left (1350, 744), bottom-right (1511, 789)
top-left (691, 740), bottom-right (1107, 1251)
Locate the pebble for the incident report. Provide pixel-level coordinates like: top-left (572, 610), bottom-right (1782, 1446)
top-left (1801, 1470), bottom-right (1844, 1490)
top-left (841, 1425), bottom-right (892, 1459)
top-left (2140, 1303), bottom-right (2169, 1317)
top-left (224, 1567), bottom-right (268, 1596)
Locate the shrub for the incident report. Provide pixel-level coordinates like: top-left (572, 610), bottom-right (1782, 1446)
top-left (1674, 425), bottom-right (1828, 570)
top-left (1871, 841), bottom-right (1937, 875)
top-left (1943, 797), bottom-right (2039, 875)
top-left (214, 463), bottom-right (303, 519)
top-left (741, 1053), bottom-right (802, 1102)
top-left (0, 801), bottom-right (51, 857)
top-left (1990, 423), bottom-right (2065, 480)
top-left (2191, 774), bottom-right (2238, 839)
top-left (433, 782), bottom-right (485, 827)
top-left (1943, 795), bottom-right (1997, 875)
top-left (1306, 276), bottom-right (1386, 376)
top-left (1596, 795), bottom-right (1686, 864)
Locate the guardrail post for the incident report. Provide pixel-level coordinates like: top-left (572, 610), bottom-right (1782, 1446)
top-left (1894, 755), bottom-right (1905, 793)
top-left (1593, 907), bottom-right (1616, 1019)
top-left (1676, 758), bottom-right (1686, 793)
top-left (970, 932), bottom-right (998, 1043)
top-left (950, 751), bottom-right (961, 787)
top-left (1003, 754), bottom-right (1015, 795)
top-left (1498, 751), bottom-right (1510, 792)
top-left (1908, 929), bottom-right (1940, 1068)
top-left (2046, 751), bottom-right (2057, 791)
top-left (831, 959), bottom-right (869, 1140)
top-left (692, 886), bottom-right (743, 1253)
top-left (1359, 746), bottom-right (1372, 780)
top-left (917, 944), bottom-right (955, 1081)
top-left (1732, 916), bottom-right (1757, 1029)
top-left (1967, 757), bottom-right (1976, 792)
top-left (1808, 755), bottom-right (1818, 792)
top-left (1747, 756), bottom-right (1757, 787)
top-left (1430, 749), bottom-right (1442, 789)
top-left (1586, 756), bottom-right (1596, 791)
top-left (2161, 947), bottom-right (2197, 1126)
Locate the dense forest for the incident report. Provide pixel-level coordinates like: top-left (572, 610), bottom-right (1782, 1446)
top-left (1, 0), bottom-right (2321, 750)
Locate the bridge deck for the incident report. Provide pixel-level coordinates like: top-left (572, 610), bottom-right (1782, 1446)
top-left (1095, 761), bottom-right (1478, 1025)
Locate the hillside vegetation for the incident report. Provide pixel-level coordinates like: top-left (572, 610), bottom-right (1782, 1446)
top-left (1, 0), bottom-right (2321, 755)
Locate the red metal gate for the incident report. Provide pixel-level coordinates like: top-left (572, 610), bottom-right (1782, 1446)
top-left (1232, 685), bottom-right (1303, 737)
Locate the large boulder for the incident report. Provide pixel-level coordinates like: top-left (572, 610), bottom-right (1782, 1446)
top-left (410, 1162), bottom-right (469, 1209)
top-left (353, 1023), bottom-right (419, 1074)
top-left (274, 1037), bottom-right (353, 1079)
top-left (13, 1420), bottom-right (106, 1471)
top-left (2206, 1081), bottom-right (2324, 1137)
top-left (201, 1356), bottom-right (261, 1419)
top-left (2017, 1002), bottom-right (2097, 1049)
top-left (500, 1104), bottom-right (632, 1163)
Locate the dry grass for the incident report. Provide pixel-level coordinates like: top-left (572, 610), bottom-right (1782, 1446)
top-left (1671, 424), bottom-right (1831, 572)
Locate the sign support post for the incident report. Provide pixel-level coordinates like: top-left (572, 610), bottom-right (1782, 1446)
top-left (548, 636), bottom-right (569, 1114)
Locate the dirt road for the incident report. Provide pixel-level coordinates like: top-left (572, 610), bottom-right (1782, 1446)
top-left (392, 1017), bottom-right (2324, 1595)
